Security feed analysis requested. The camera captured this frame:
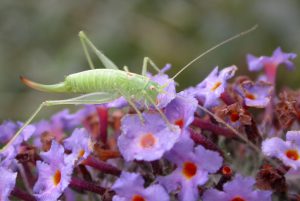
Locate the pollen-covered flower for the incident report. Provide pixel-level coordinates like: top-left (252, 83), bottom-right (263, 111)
top-left (112, 171), bottom-right (169, 201)
top-left (33, 141), bottom-right (75, 201)
top-left (159, 137), bottom-right (223, 201)
top-left (0, 166), bottom-right (17, 201)
top-left (165, 94), bottom-right (197, 130)
top-left (33, 109), bottom-right (77, 149)
top-left (236, 80), bottom-right (273, 108)
top-left (194, 65), bottom-right (237, 108)
top-left (118, 112), bottom-right (180, 161)
top-left (262, 131), bottom-right (300, 170)
top-left (247, 47), bottom-right (297, 83)
top-left (64, 128), bottom-right (92, 163)
top-left (214, 103), bottom-right (252, 128)
top-left (202, 174), bottom-right (272, 201)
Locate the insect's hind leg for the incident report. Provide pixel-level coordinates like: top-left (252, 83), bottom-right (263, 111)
top-left (142, 57), bottom-right (161, 76)
top-left (0, 101), bottom-right (46, 153)
top-left (78, 31), bottom-right (119, 70)
top-left (0, 93), bottom-right (119, 153)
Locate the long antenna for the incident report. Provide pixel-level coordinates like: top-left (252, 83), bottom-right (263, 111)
top-left (172, 25), bottom-right (258, 80)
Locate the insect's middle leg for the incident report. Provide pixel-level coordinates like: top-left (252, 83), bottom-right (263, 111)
top-left (142, 57), bottom-right (161, 76)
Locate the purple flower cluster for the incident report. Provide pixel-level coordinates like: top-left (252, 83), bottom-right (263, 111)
top-left (1, 47), bottom-right (299, 201)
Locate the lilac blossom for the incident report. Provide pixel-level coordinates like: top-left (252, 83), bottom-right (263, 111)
top-left (159, 136), bottom-right (223, 201)
top-left (64, 128), bottom-right (92, 163)
top-left (0, 166), bottom-right (17, 201)
top-left (33, 141), bottom-right (75, 201)
top-left (112, 171), bottom-right (169, 201)
top-left (118, 112), bottom-right (180, 161)
top-left (193, 65), bottom-right (237, 108)
top-left (247, 47), bottom-right (297, 83)
top-left (147, 64), bottom-right (176, 108)
top-left (237, 80), bottom-right (273, 108)
top-left (0, 122), bottom-right (35, 168)
top-left (262, 131), bottom-right (300, 170)
top-left (33, 109), bottom-right (76, 148)
top-left (202, 174), bottom-right (272, 201)
top-left (165, 94), bottom-right (197, 129)
top-left (0, 121), bottom-right (19, 144)
top-left (0, 121), bottom-right (35, 144)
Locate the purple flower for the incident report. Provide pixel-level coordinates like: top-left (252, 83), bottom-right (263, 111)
top-left (112, 171), bottom-right (169, 201)
top-left (0, 121), bottom-right (35, 144)
top-left (0, 166), bottom-right (17, 201)
top-left (118, 113), bottom-right (180, 161)
top-left (147, 64), bottom-right (176, 108)
top-left (247, 47), bottom-right (297, 83)
top-left (237, 80), bottom-right (273, 108)
top-left (0, 122), bottom-right (35, 168)
top-left (159, 136), bottom-right (223, 201)
top-left (262, 131), bottom-right (300, 170)
top-left (193, 66), bottom-right (237, 108)
top-left (165, 94), bottom-right (197, 129)
top-left (0, 121), bottom-right (19, 144)
top-left (202, 174), bottom-right (272, 201)
top-left (64, 128), bottom-right (92, 163)
top-left (33, 141), bottom-right (75, 201)
top-left (33, 109), bottom-right (76, 148)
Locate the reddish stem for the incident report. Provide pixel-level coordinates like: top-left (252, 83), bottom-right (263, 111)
top-left (83, 156), bottom-right (121, 176)
top-left (192, 118), bottom-right (236, 138)
top-left (220, 91), bottom-right (235, 105)
top-left (69, 177), bottom-right (106, 195)
top-left (96, 106), bottom-right (108, 144)
top-left (189, 129), bottom-right (223, 155)
top-left (10, 188), bottom-right (36, 201)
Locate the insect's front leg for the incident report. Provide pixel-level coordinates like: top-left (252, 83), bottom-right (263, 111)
top-left (143, 91), bottom-right (173, 129)
top-left (142, 57), bottom-right (161, 76)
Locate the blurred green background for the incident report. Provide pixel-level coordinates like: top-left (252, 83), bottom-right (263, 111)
top-left (1, 0), bottom-right (300, 121)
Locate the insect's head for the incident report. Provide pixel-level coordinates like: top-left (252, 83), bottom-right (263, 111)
top-left (144, 81), bottom-right (162, 100)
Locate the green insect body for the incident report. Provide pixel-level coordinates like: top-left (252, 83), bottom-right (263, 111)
top-left (22, 69), bottom-right (162, 107)
top-left (0, 26), bottom-right (257, 153)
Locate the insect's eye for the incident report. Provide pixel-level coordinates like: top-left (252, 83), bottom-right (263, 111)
top-left (149, 85), bottom-right (156, 90)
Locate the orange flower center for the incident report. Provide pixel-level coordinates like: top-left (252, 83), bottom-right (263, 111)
top-left (52, 170), bottom-right (61, 186)
top-left (231, 196), bottom-right (245, 201)
top-left (182, 161), bottom-right (197, 179)
top-left (285, 149), bottom-right (299, 160)
top-left (78, 149), bottom-right (85, 158)
top-left (175, 119), bottom-right (184, 129)
top-left (230, 111), bottom-right (239, 122)
top-left (140, 133), bottom-right (156, 149)
top-left (245, 93), bottom-right (256, 100)
top-left (221, 165), bottom-right (232, 176)
top-left (211, 82), bottom-right (222, 91)
top-left (132, 194), bottom-right (145, 201)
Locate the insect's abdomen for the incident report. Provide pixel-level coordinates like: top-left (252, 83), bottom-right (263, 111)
top-left (65, 69), bottom-right (147, 94)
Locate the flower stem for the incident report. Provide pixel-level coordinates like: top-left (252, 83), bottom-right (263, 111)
top-left (69, 177), bottom-right (106, 195)
top-left (189, 129), bottom-right (222, 155)
top-left (10, 188), bottom-right (36, 201)
top-left (192, 117), bottom-right (235, 138)
top-left (83, 156), bottom-right (121, 176)
top-left (96, 106), bottom-right (108, 145)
